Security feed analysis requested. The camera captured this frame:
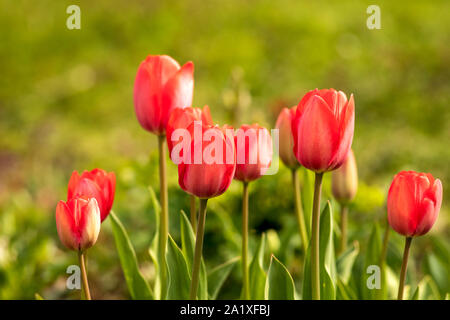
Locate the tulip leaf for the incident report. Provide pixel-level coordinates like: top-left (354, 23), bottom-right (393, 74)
top-left (337, 241), bottom-right (360, 284)
top-left (302, 201), bottom-right (336, 300)
top-left (110, 211), bottom-right (153, 300)
top-left (361, 223), bottom-right (387, 300)
top-left (266, 255), bottom-right (295, 300)
top-left (180, 210), bottom-right (208, 299)
top-left (249, 233), bottom-right (267, 299)
top-left (147, 186), bottom-right (163, 299)
top-left (413, 275), bottom-right (441, 300)
top-left (34, 293), bottom-right (44, 300)
top-left (166, 235), bottom-right (191, 300)
top-left (301, 168), bottom-right (314, 236)
top-left (208, 257), bottom-right (239, 300)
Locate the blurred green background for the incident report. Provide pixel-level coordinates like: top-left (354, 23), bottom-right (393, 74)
top-left (0, 0), bottom-right (448, 299)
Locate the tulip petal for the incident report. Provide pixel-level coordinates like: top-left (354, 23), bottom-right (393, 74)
top-left (161, 61), bottom-right (194, 131)
top-left (294, 95), bottom-right (340, 172)
top-left (56, 201), bottom-right (79, 250)
top-left (67, 171), bottom-right (81, 201)
top-left (79, 198), bottom-right (101, 250)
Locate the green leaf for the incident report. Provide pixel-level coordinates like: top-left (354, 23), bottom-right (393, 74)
top-left (34, 293), bottom-right (44, 300)
top-left (301, 168), bottom-right (314, 235)
top-left (337, 241), bottom-right (360, 284)
top-left (147, 186), bottom-right (163, 299)
top-left (110, 212), bottom-right (153, 300)
top-left (249, 233), bottom-right (267, 299)
top-left (266, 255), bottom-right (295, 300)
top-left (414, 275), bottom-right (441, 300)
top-left (180, 210), bottom-right (208, 299)
top-left (336, 278), bottom-right (357, 300)
top-left (411, 286), bottom-right (420, 300)
top-left (166, 235), bottom-right (191, 300)
top-left (302, 201), bottom-right (336, 300)
top-left (208, 257), bottom-right (239, 299)
top-left (361, 223), bottom-right (386, 300)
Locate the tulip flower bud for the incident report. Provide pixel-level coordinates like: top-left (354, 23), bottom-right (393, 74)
top-left (133, 55), bottom-right (194, 135)
top-left (387, 171), bottom-right (442, 237)
top-left (177, 122), bottom-right (236, 198)
top-left (56, 198), bottom-right (101, 251)
top-left (292, 88), bottom-right (355, 173)
top-left (234, 124), bottom-right (273, 182)
top-left (166, 105), bottom-right (213, 158)
top-left (68, 169), bottom-right (116, 222)
top-left (332, 149), bottom-right (358, 204)
top-left (275, 106), bottom-right (299, 169)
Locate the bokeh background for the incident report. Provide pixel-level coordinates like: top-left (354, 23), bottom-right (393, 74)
top-left (0, 0), bottom-right (448, 299)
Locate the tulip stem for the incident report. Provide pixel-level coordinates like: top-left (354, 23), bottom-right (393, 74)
top-left (190, 198), bottom-right (208, 300)
top-left (241, 182), bottom-right (250, 300)
top-left (311, 172), bottom-right (323, 300)
top-left (190, 194), bottom-right (197, 233)
top-left (158, 135), bottom-right (169, 299)
top-left (339, 204), bottom-right (348, 255)
top-left (292, 169), bottom-right (308, 254)
top-left (78, 251), bottom-right (91, 300)
top-left (398, 237), bottom-right (412, 300)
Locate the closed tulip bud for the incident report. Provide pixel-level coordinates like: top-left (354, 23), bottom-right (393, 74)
top-left (68, 169), bottom-right (116, 222)
top-left (56, 198), bottom-right (101, 251)
top-left (332, 149), bottom-right (358, 204)
top-left (234, 124), bottom-right (273, 182)
top-left (178, 122), bottom-right (236, 199)
top-left (133, 55), bottom-right (194, 135)
top-left (388, 171), bottom-right (442, 237)
top-left (292, 88), bottom-right (355, 173)
top-left (167, 105), bottom-right (213, 158)
top-left (275, 106), bottom-right (299, 169)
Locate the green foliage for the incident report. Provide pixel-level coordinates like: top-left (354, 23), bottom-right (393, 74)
top-left (208, 257), bottom-right (239, 300)
top-left (110, 212), bottom-right (153, 300)
top-left (266, 255), bottom-right (295, 300)
top-left (249, 233), bottom-right (267, 299)
top-left (166, 235), bottom-right (191, 300)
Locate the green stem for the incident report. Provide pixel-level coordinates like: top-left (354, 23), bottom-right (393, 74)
top-left (158, 135), bottom-right (168, 299)
top-left (292, 169), bottom-right (308, 254)
top-left (311, 172), bottom-right (323, 300)
top-left (190, 194), bottom-right (197, 233)
top-left (241, 182), bottom-right (250, 300)
top-left (78, 251), bottom-right (91, 300)
top-left (189, 198), bottom-right (208, 300)
top-left (339, 204), bottom-right (348, 255)
top-left (397, 237), bottom-right (412, 300)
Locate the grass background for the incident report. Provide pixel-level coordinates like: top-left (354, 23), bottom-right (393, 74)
top-left (0, 0), bottom-right (448, 299)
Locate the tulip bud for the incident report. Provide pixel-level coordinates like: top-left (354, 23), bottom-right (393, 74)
top-left (177, 122), bottom-right (236, 199)
top-left (133, 55), bottom-right (194, 135)
top-left (275, 106), bottom-right (299, 169)
top-left (68, 169), bottom-right (116, 222)
top-left (234, 124), bottom-right (273, 182)
top-left (331, 149), bottom-right (358, 204)
top-left (387, 171), bottom-right (442, 237)
top-left (292, 88), bottom-right (355, 173)
top-left (166, 105), bottom-right (213, 158)
top-left (56, 198), bottom-right (101, 251)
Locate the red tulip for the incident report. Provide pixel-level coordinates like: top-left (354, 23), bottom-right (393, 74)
top-left (275, 106), bottom-right (299, 169)
top-left (292, 88), bottom-right (355, 173)
top-left (233, 124), bottom-right (273, 182)
top-left (68, 169), bottom-right (116, 222)
top-left (178, 122), bottom-right (236, 198)
top-left (387, 171), bottom-right (442, 237)
top-left (133, 55), bottom-right (194, 135)
top-left (56, 197), bottom-right (101, 251)
top-left (166, 105), bottom-right (213, 158)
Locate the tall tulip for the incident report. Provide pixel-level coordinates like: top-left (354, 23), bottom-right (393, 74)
top-left (167, 105), bottom-right (213, 232)
top-left (233, 124), bottom-right (272, 299)
top-left (176, 121), bottom-right (236, 299)
top-left (133, 54), bottom-right (194, 298)
top-left (68, 169), bottom-right (116, 222)
top-left (292, 88), bottom-right (355, 300)
top-left (275, 106), bottom-right (308, 254)
top-left (387, 171), bottom-right (442, 299)
top-left (56, 197), bottom-right (101, 299)
top-left (331, 149), bottom-right (358, 254)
